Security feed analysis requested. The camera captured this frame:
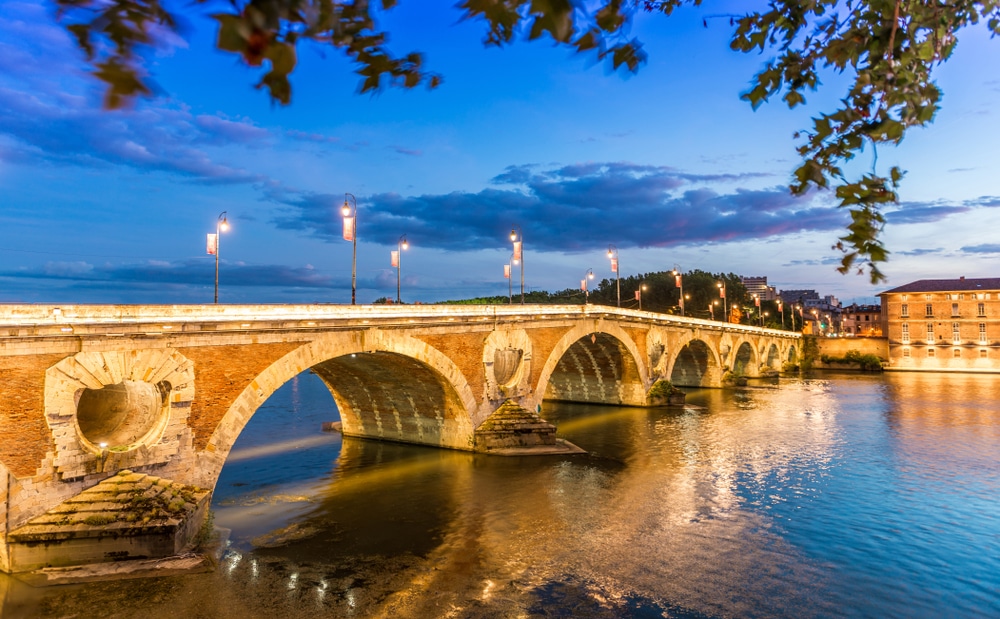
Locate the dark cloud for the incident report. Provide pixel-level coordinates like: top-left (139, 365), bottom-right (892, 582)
top-left (960, 244), bottom-right (1000, 254)
top-left (884, 204), bottom-right (970, 224)
top-left (884, 195), bottom-right (1000, 224)
top-left (2, 259), bottom-right (337, 289)
top-left (271, 162), bottom-right (845, 252)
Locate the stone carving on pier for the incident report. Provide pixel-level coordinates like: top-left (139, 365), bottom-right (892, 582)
top-left (482, 329), bottom-right (532, 402)
top-left (44, 349), bottom-right (195, 481)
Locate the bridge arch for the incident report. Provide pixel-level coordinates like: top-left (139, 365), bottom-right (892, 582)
top-left (732, 340), bottom-right (758, 376)
top-left (535, 322), bottom-right (649, 408)
top-left (666, 338), bottom-right (722, 388)
top-left (196, 330), bottom-right (478, 489)
top-left (763, 343), bottom-right (780, 370)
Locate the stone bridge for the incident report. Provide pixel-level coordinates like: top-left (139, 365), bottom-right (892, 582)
top-left (0, 304), bottom-right (799, 572)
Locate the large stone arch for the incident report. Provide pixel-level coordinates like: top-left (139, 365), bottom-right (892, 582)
top-left (195, 329), bottom-right (478, 489)
top-left (763, 342), bottom-right (781, 370)
top-left (732, 340), bottom-right (758, 376)
top-left (535, 321), bottom-right (649, 408)
top-left (786, 344), bottom-right (798, 364)
top-left (667, 338), bottom-right (722, 388)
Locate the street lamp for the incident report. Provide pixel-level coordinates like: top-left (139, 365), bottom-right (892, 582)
top-left (672, 265), bottom-right (684, 316)
top-left (211, 211), bottom-right (229, 304)
top-left (607, 244), bottom-right (620, 307)
top-left (581, 268), bottom-right (595, 304)
top-left (778, 300), bottom-right (785, 330)
top-left (717, 280), bottom-right (727, 323)
top-left (393, 234), bottom-right (408, 304)
top-left (637, 283), bottom-right (647, 310)
top-left (763, 311), bottom-right (769, 328)
top-left (342, 193), bottom-right (358, 305)
top-left (709, 299), bottom-right (719, 320)
top-left (504, 254), bottom-right (516, 303)
top-left (510, 226), bottom-right (524, 304)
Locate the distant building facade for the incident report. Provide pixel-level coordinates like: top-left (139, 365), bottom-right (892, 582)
top-left (879, 277), bottom-right (1000, 372)
top-left (842, 303), bottom-right (882, 337)
top-left (740, 276), bottom-right (778, 301)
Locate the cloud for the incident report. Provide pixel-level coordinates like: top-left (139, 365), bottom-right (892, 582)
top-left (783, 257), bottom-right (842, 267)
top-left (271, 161), bottom-right (844, 252)
top-left (0, 3), bottom-right (272, 185)
top-left (391, 145), bottom-right (423, 156)
top-left (960, 244), bottom-right (1000, 254)
top-left (884, 195), bottom-right (1000, 224)
top-left (896, 248), bottom-right (943, 256)
top-left (3, 259), bottom-right (338, 289)
top-left (285, 129), bottom-right (341, 144)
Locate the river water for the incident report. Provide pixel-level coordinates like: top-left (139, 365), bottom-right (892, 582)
top-left (3, 371), bottom-right (999, 618)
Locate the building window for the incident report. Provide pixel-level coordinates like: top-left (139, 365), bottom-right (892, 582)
top-left (925, 304), bottom-right (933, 317)
top-left (978, 303), bottom-right (986, 317)
top-left (901, 304), bottom-right (909, 317)
top-left (959, 293), bottom-right (965, 300)
top-left (925, 294), bottom-right (933, 301)
top-left (980, 323), bottom-right (987, 344)
top-left (977, 293), bottom-right (985, 300)
top-left (928, 348), bottom-right (936, 358)
top-left (903, 347), bottom-right (911, 358)
top-left (954, 348), bottom-right (962, 358)
top-left (981, 349), bottom-right (988, 358)
top-left (952, 303), bottom-right (959, 316)
top-left (953, 323), bottom-right (961, 343)
top-left (864, 315), bottom-right (870, 321)
top-left (927, 323), bottom-right (935, 341)
top-left (901, 323), bottom-right (910, 343)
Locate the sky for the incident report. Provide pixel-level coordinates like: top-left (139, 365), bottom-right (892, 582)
top-left (1, 1), bottom-right (999, 306)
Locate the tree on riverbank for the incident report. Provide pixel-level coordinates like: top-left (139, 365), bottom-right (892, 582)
top-left (53, 1), bottom-right (1000, 283)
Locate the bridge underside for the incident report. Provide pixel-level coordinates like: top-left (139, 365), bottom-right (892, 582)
top-left (312, 352), bottom-right (474, 450)
top-left (543, 333), bottom-right (646, 406)
top-left (670, 340), bottom-right (722, 388)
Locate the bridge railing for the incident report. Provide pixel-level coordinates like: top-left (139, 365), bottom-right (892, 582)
top-left (0, 303), bottom-right (799, 338)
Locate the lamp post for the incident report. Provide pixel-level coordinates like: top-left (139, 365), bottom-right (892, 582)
top-left (393, 234), bottom-right (408, 304)
top-left (717, 280), bottom-right (727, 323)
top-left (581, 268), bottom-right (595, 304)
top-left (342, 193), bottom-right (358, 305)
top-left (510, 226), bottom-right (524, 303)
top-left (607, 244), bottom-right (620, 307)
top-left (709, 300), bottom-right (719, 320)
top-left (213, 211), bottom-right (229, 304)
top-left (504, 254), bottom-right (516, 303)
top-left (778, 300), bottom-right (785, 330)
top-left (637, 283), bottom-right (647, 310)
top-left (763, 311), bottom-right (769, 328)
top-left (672, 265), bottom-right (684, 316)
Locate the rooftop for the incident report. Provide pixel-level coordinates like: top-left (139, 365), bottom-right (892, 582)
top-left (882, 277), bottom-right (1000, 294)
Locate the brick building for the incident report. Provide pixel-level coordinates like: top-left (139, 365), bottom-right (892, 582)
top-left (842, 303), bottom-right (882, 337)
top-left (879, 277), bottom-right (1000, 371)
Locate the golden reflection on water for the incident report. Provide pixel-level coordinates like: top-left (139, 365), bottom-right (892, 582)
top-left (5, 373), bottom-right (999, 619)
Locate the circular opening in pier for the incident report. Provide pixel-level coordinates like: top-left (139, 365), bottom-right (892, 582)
top-left (76, 380), bottom-right (169, 449)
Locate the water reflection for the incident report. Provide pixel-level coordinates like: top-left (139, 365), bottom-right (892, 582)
top-left (3, 372), bottom-right (999, 618)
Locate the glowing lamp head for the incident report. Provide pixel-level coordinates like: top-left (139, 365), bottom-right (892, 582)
top-left (401, 238), bottom-right (409, 250)
top-left (588, 271), bottom-right (594, 280)
top-left (510, 229), bottom-right (517, 242)
top-left (341, 201), bottom-right (351, 217)
top-left (219, 220), bottom-right (229, 232)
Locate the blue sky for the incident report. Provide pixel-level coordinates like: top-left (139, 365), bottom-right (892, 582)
top-left (2, 1), bottom-right (999, 305)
